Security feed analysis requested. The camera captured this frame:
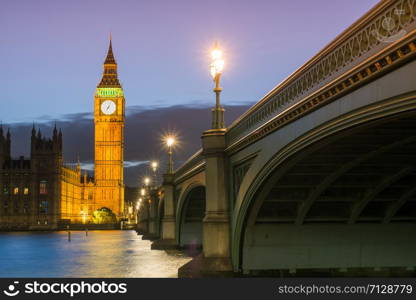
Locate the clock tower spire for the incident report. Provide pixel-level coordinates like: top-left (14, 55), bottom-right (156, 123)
top-left (98, 38), bottom-right (121, 88)
top-left (93, 37), bottom-right (125, 219)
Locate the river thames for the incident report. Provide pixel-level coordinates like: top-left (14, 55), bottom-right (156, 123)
top-left (0, 230), bottom-right (192, 277)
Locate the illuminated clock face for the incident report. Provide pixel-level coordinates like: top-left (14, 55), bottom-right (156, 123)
top-left (101, 100), bottom-right (116, 115)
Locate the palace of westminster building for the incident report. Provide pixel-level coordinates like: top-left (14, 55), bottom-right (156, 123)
top-left (0, 39), bottom-right (125, 229)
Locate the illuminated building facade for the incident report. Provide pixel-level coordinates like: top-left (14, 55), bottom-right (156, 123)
top-left (93, 38), bottom-right (125, 219)
top-left (0, 127), bottom-right (61, 228)
top-left (0, 39), bottom-right (125, 229)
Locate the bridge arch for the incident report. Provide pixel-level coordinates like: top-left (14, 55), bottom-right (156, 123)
top-left (176, 183), bottom-right (206, 251)
top-left (232, 93), bottom-right (416, 274)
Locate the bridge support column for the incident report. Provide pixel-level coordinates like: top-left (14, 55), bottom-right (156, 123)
top-left (151, 174), bottom-right (178, 250)
top-left (136, 203), bottom-right (149, 235)
top-left (179, 129), bottom-right (233, 277)
top-left (142, 189), bottom-right (159, 240)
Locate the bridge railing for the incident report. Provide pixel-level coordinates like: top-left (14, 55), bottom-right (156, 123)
top-left (226, 0), bottom-right (416, 146)
top-left (173, 0), bottom-right (416, 176)
top-left (173, 149), bottom-right (204, 183)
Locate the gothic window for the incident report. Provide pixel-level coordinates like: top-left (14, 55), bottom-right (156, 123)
top-left (23, 202), bottom-right (29, 214)
top-left (3, 202), bottom-right (8, 209)
top-left (39, 200), bottom-right (48, 214)
top-left (24, 188), bottom-right (29, 195)
top-left (3, 184), bottom-right (9, 195)
top-left (13, 187), bottom-right (19, 195)
top-left (39, 180), bottom-right (47, 195)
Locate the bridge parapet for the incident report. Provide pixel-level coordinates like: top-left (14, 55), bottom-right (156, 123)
top-left (226, 0), bottom-right (416, 147)
top-left (174, 149), bottom-right (204, 184)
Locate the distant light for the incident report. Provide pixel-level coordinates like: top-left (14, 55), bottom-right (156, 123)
top-left (144, 177), bottom-right (150, 186)
top-left (140, 188), bottom-right (146, 196)
top-left (151, 161), bottom-right (158, 170)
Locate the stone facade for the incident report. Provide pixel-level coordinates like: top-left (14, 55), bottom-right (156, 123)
top-left (0, 126), bottom-right (62, 229)
top-left (0, 39), bottom-right (125, 229)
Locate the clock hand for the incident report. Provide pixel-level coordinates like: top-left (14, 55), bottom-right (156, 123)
top-left (107, 104), bottom-right (111, 111)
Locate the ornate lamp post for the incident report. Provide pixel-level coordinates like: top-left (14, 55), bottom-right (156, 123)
top-left (143, 177), bottom-right (151, 205)
top-left (151, 161), bottom-right (158, 172)
top-left (151, 161), bottom-right (158, 186)
top-left (151, 134), bottom-right (178, 248)
top-left (210, 43), bottom-right (225, 129)
top-left (196, 42), bottom-right (232, 269)
top-left (165, 136), bottom-right (176, 174)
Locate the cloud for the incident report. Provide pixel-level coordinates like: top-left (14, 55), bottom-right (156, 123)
top-left (124, 160), bottom-right (150, 168)
top-left (66, 160), bottom-right (149, 171)
top-left (5, 104), bottom-right (251, 186)
top-left (66, 162), bottom-right (95, 171)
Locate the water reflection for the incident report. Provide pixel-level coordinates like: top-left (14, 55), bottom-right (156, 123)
top-left (0, 231), bottom-right (191, 278)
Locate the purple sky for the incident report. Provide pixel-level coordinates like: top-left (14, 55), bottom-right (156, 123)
top-left (2, 0), bottom-right (379, 123)
top-left (2, 0), bottom-right (382, 186)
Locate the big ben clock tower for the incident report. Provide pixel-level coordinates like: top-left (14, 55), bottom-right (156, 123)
top-left (93, 38), bottom-right (125, 218)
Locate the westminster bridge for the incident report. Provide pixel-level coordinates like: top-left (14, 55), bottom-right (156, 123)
top-left (136, 0), bottom-right (416, 277)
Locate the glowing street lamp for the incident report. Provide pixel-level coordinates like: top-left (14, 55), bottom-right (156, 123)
top-left (143, 177), bottom-right (151, 187)
top-left (164, 135), bottom-right (176, 174)
top-left (166, 136), bottom-right (175, 148)
top-left (210, 46), bottom-right (224, 78)
top-left (151, 161), bottom-right (158, 172)
top-left (210, 42), bottom-right (225, 129)
top-left (151, 161), bottom-right (158, 186)
top-left (140, 188), bottom-right (146, 197)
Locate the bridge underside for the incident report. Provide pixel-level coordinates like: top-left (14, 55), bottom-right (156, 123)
top-left (243, 111), bottom-right (416, 275)
top-left (179, 186), bottom-right (205, 251)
